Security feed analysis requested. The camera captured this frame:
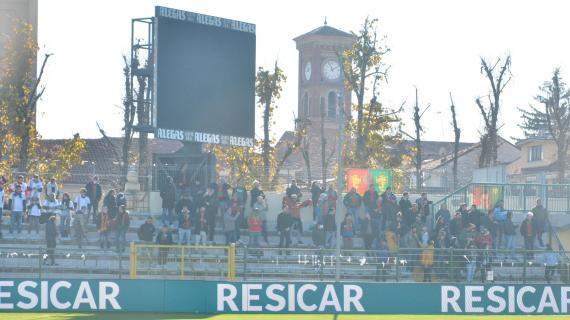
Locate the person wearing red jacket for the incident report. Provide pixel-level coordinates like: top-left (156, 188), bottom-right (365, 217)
top-left (282, 194), bottom-right (311, 245)
top-left (248, 213), bottom-right (262, 247)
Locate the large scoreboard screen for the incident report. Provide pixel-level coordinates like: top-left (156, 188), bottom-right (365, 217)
top-left (153, 6), bottom-right (255, 147)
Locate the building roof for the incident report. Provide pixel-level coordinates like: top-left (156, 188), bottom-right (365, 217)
top-left (294, 24), bottom-right (354, 41)
top-left (39, 137), bottom-right (183, 185)
top-left (422, 136), bottom-right (519, 171)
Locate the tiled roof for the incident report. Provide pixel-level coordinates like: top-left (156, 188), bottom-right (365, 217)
top-left (294, 25), bottom-right (354, 41)
top-left (39, 137), bottom-right (183, 185)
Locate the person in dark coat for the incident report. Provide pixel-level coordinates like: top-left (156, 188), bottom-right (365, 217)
top-left (250, 180), bottom-right (265, 208)
top-left (286, 180), bottom-right (302, 199)
top-left (103, 189), bottom-right (118, 220)
top-left (532, 198), bottom-right (548, 247)
top-left (156, 226), bottom-right (173, 265)
top-left (85, 176), bottom-right (102, 226)
top-left (310, 181), bottom-right (323, 221)
top-left (277, 208), bottom-right (293, 254)
top-left (202, 187), bottom-right (218, 244)
top-left (138, 217), bottom-right (156, 243)
top-left (45, 215), bottom-right (57, 266)
top-left (160, 176), bottom-right (176, 226)
top-left (520, 212), bottom-right (536, 258)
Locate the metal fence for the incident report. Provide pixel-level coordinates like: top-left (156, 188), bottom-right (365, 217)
top-left (237, 246), bottom-right (569, 283)
top-left (2, 244), bottom-right (569, 284)
top-left (0, 246), bottom-right (128, 279)
top-left (430, 183), bottom-right (570, 215)
top-left (129, 243), bottom-right (235, 280)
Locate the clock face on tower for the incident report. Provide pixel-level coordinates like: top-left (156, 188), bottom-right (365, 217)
top-left (304, 62), bottom-right (312, 81)
top-left (322, 59), bottom-right (340, 81)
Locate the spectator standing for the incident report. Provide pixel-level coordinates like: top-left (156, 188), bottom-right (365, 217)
top-left (493, 200), bottom-right (508, 249)
top-left (341, 215), bottom-right (355, 249)
top-left (45, 215), bottom-right (57, 266)
top-left (27, 197), bottom-right (41, 237)
top-left (160, 176), bottom-right (176, 226)
top-left (11, 175), bottom-right (28, 199)
top-left (232, 182), bottom-right (248, 230)
top-left (85, 176), bottom-right (102, 226)
top-left (175, 194), bottom-right (193, 223)
top-left (326, 184), bottom-right (337, 211)
top-left (250, 181), bottom-right (265, 209)
top-left (310, 181), bottom-right (323, 221)
top-left (361, 213), bottom-right (374, 251)
top-left (544, 245), bottom-right (558, 283)
top-left (99, 208), bottom-right (112, 249)
top-left (420, 240), bottom-right (435, 282)
top-left (449, 211), bottom-right (463, 238)
top-left (74, 189), bottom-right (91, 233)
top-left (381, 187), bottom-right (398, 228)
top-left (343, 188), bottom-right (362, 229)
top-left (59, 193), bottom-right (73, 239)
top-left (277, 207), bottom-right (293, 253)
top-left (138, 217), bottom-right (156, 243)
top-left (9, 185), bottom-right (26, 235)
top-left (115, 205), bottom-right (130, 252)
top-left (223, 207), bottom-right (239, 245)
top-left (156, 226), bottom-right (173, 265)
top-left (248, 211), bottom-right (262, 247)
top-left (435, 203), bottom-right (451, 226)
top-left (315, 193), bottom-right (329, 225)
top-left (323, 206), bottom-right (337, 248)
top-left (43, 193), bottom-right (60, 219)
top-left (465, 204), bottom-right (483, 228)
top-left (202, 186), bottom-right (218, 244)
top-left (195, 207), bottom-right (208, 245)
top-left (415, 192), bottom-right (431, 222)
top-left (503, 211), bottom-right (517, 259)
top-left (282, 194), bottom-right (311, 245)
top-left (520, 212), bottom-right (536, 258)
top-left (28, 174), bottom-right (43, 202)
top-left (466, 244), bottom-right (478, 283)
top-left (216, 179), bottom-right (231, 221)
top-left (532, 198), bottom-right (548, 248)
top-left (103, 190), bottom-right (118, 220)
top-left (286, 180), bottom-right (302, 199)
top-left (252, 195), bottom-right (269, 244)
top-left (45, 177), bottom-right (59, 199)
top-left (178, 207), bottom-right (193, 245)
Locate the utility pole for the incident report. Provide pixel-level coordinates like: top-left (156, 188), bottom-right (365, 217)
top-left (335, 92), bottom-right (344, 282)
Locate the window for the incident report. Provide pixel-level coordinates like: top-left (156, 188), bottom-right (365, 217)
top-left (302, 93), bottom-right (309, 117)
top-left (327, 91), bottom-right (337, 118)
top-left (528, 145), bottom-right (543, 162)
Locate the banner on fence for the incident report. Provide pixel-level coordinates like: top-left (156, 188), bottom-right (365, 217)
top-left (0, 280), bottom-right (569, 315)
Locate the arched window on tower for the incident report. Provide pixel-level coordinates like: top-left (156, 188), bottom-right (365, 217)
top-left (302, 93), bottom-right (309, 118)
top-left (327, 91), bottom-right (337, 118)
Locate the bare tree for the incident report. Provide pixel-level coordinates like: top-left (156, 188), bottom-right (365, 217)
top-left (401, 88), bottom-right (430, 191)
top-left (476, 55), bottom-right (512, 168)
top-left (449, 93), bottom-right (461, 190)
top-left (519, 68), bottom-right (570, 182)
top-left (18, 53), bottom-right (52, 172)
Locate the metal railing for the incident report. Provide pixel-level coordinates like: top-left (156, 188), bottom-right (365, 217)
top-left (129, 243), bottom-right (235, 280)
top-left (2, 244), bottom-right (569, 284)
top-left (236, 246), bottom-right (569, 283)
top-left (0, 246), bottom-right (128, 279)
top-left (430, 183), bottom-right (570, 215)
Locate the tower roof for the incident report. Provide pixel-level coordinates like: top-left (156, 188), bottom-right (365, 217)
top-left (294, 24), bottom-right (353, 42)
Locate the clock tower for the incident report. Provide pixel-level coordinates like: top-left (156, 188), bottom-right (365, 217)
top-left (294, 21), bottom-right (354, 136)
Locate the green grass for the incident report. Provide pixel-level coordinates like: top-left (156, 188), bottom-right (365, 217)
top-left (2, 314), bottom-right (570, 320)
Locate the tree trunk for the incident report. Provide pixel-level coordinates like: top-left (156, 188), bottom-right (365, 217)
top-left (263, 100), bottom-right (271, 185)
top-left (136, 75), bottom-right (149, 192)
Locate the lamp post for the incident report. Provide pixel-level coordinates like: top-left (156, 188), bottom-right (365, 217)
top-left (335, 92), bottom-right (345, 281)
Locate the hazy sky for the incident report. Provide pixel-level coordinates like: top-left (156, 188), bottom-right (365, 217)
top-left (36, 0), bottom-right (570, 143)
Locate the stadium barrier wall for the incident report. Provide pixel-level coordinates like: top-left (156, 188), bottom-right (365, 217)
top-left (0, 279), bottom-right (569, 315)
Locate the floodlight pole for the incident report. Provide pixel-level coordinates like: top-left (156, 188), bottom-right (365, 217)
top-left (335, 92), bottom-right (344, 282)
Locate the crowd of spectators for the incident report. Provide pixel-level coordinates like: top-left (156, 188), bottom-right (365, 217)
top-left (0, 174), bottom-right (129, 264)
